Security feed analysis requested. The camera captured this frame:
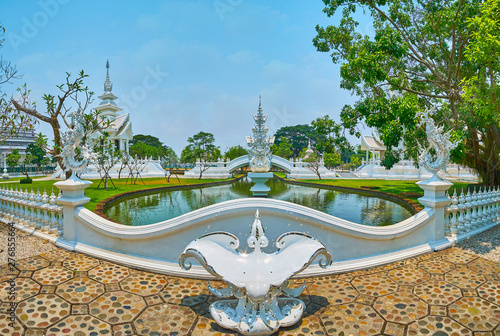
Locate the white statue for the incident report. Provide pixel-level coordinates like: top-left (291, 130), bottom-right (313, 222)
top-left (179, 210), bottom-right (332, 336)
top-left (417, 107), bottom-right (458, 178)
top-left (60, 108), bottom-right (94, 179)
top-left (246, 97), bottom-right (274, 172)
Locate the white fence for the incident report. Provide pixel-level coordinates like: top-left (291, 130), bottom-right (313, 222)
top-left (446, 187), bottom-right (500, 236)
top-left (0, 177), bottom-right (499, 278)
top-left (0, 186), bottom-right (63, 234)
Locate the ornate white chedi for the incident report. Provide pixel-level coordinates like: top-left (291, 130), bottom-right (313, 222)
top-left (246, 97), bottom-right (274, 173)
top-left (417, 107), bottom-right (458, 179)
top-left (92, 60), bottom-right (133, 152)
top-left (179, 210), bottom-right (332, 336)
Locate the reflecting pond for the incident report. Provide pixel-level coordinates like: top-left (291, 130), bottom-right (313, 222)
top-left (104, 176), bottom-right (413, 226)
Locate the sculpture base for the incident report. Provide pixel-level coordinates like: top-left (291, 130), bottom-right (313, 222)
top-left (210, 298), bottom-right (304, 336)
top-left (2, 174), bottom-right (9, 180)
top-left (248, 172), bottom-right (273, 197)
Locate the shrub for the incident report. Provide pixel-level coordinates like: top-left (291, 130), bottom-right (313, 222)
top-left (20, 178), bottom-right (32, 184)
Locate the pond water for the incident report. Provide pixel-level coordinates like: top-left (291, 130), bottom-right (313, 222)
top-left (104, 176), bottom-right (413, 226)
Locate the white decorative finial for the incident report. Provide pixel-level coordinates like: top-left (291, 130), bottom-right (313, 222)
top-left (104, 59), bottom-right (113, 92)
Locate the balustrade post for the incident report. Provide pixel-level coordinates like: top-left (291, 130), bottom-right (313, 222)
top-left (54, 176), bottom-right (92, 244)
top-left (448, 190), bottom-right (459, 237)
top-left (416, 176), bottom-right (452, 245)
top-left (464, 189), bottom-right (473, 232)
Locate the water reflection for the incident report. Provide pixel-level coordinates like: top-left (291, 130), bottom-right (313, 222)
top-left (104, 176), bottom-right (412, 227)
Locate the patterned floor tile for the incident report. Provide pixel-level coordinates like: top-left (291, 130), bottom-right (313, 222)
top-left (62, 254), bottom-right (100, 271)
top-left (88, 263), bottom-right (131, 283)
top-left (407, 315), bottom-right (472, 335)
top-left (449, 296), bottom-right (500, 331)
top-left (0, 312), bottom-right (24, 336)
top-left (373, 292), bottom-right (428, 325)
top-left (56, 277), bottom-right (105, 304)
top-left (15, 256), bottom-right (50, 271)
top-left (32, 265), bottom-right (73, 285)
top-left (45, 314), bottom-right (112, 335)
top-left (277, 314), bottom-right (327, 336)
top-left (120, 271), bottom-right (168, 296)
top-left (112, 323), bottom-right (137, 336)
top-left (191, 315), bottom-right (238, 335)
top-left (388, 264), bottom-right (431, 286)
top-left (16, 293), bottom-right (70, 328)
top-left (0, 265), bottom-right (18, 282)
top-left (307, 278), bottom-right (358, 306)
top-left (414, 280), bottom-right (463, 305)
top-left (442, 248), bottom-right (479, 264)
top-left (0, 277), bottom-right (40, 302)
top-left (133, 303), bottom-right (196, 335)
top-left (89, 290), bottom-right (146, 324)
top-left (429, 305), bottom-right (448, 316)
top-left (320, 302), bottom-right (384, 335)
top-left (383, 321), bottom-right (406, 336)
top-left (366, 261), bottom-right (406, 275)
top-left (469, 258), bottom-right (500, 275)
top-left (39, 248), bottom-right (74, 262)
top-left (418, 258), bottom-right (455, 274)
top-left (445, 267), bottom-right (486, 289)
top-left (351, 272), bottom-right (399, 297)
top-left (478, 281), bottom-right (500, 306)
top-left (161, 277), bottom-right (209, 307)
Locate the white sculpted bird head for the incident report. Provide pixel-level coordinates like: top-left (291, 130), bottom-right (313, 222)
top-left (179, 210), bottom-right (332, 335)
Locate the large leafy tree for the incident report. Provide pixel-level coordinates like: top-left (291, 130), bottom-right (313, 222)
top-left (270, 137), bottom-right (294, 159)
top-left (313, 0), bottom-right (500, 185)
top-left (129, 134), bottom-right (177, 161)
top-left (180, 131), bottom-right (221, 179)
top-left (224, 145), bottom-right (248, 161)
top-left (273, 124), bottom-right (325, 158)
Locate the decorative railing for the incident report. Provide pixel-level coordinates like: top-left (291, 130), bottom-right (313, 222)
top-left (445, 187), bottom-right (500, 237)
top-left (0, 185), bottom-right (63, 235)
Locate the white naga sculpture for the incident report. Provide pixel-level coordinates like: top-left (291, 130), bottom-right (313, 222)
top-left (246, 97), bottom-right (274, 173)
top-left (60, 108), bottom-right (93, 179)
top-left (417, 107), bottom-right (458, 177)
top-left (179, 210), bottom-right (332, 336)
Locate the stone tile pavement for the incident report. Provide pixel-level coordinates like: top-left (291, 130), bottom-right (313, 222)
top-left (1, 247), bottom-right (500, 335)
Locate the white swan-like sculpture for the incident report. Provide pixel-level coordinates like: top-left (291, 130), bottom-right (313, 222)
top-left (417, 107), bottom-right (458, 178)
top-left (179, 210), bottom-right (332, 336)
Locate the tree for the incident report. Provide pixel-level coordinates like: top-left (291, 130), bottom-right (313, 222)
top-left (273, 124), bottom-right (325, 158)
top-left (224, 145), bottom-right (248, 161)
top-left (324, 151), bottom-right (341, 168)
top-left (313, 0), bottom-right (500, 185)
top-left (93, 134), bottom-right (122, 190)
top-left (129, 134), bottom-right (177, 161)
top-left (11, 71), bottom-right (103, 178)
top-left (26, 143), bottom-right (48, 175)
top-left (180, 131), bottom-right (221, 179)
top-left (6, 149), bottom-right (33, 178)
top-left (0, 25), bottom-right (36, 142)
top-left (270, 137), bottom-right (294, 159)
top-left (349, 155), bottom-right (361, 168)
top-left (311, 115), bottom-right (352, 154)
top-left (129, 142), bottom-right (157, 159)
top-left (304, 152), bottom-right (323, 180)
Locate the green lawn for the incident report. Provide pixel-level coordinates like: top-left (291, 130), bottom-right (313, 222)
top-left (278, 175), bottom-right (472, 202)
top-left (0, 173), bottom-right (474, 213)
top-left (0, 176), bottom-right (233, 211)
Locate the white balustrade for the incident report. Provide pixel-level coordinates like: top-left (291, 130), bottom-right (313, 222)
top-left (445, 186), bottom-right (500, 237)
top-left (0, 185), bottom-right (63, 235)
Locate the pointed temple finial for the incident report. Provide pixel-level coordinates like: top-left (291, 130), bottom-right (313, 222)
top-left (104, 59), bottom-right (113, 92)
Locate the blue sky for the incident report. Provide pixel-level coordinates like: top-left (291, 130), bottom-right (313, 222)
top-left (0, 0), bottom-right (373, 155)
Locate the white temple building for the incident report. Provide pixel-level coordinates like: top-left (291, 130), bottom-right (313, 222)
top-left (355, 129), bottom-right (477, 181)
top-left (91, 60), bottom-right (133, 152)
top-left (52, 61), bottom-right (167, 179)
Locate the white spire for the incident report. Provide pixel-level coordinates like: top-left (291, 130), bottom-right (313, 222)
top-left (104, 59), bottom-right (113, 92)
